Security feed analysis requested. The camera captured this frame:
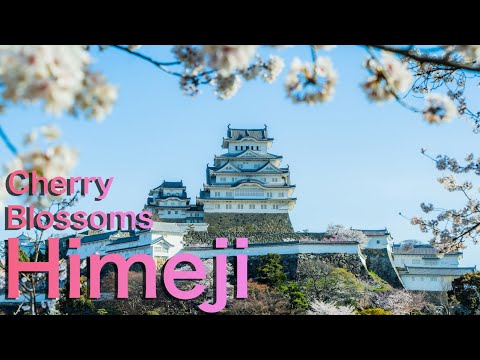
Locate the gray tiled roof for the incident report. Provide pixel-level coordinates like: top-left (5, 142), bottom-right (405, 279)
top-left (78, 230), bottom-right (135, 244)
top-left (209, 163), bottom-right (288, 174)
top-left (391, 244), bottom-right (461, 256)
top-left (227, 128), bottom-right (271, 141)
top-left (400, 266), bottom-right (476, 276)
top-left (105, 237), bottom-right (169, 253)
top-left (205, 178), bottom-right (295, 189)
top-left (106, 235), bottom-right (140, 246)
top-left (217, 151), bottom-right (282, 159)
top-left (160, 181), bottom-right (184, 188)
top-left (156, 194), bottom-right (188, 199)
top-left (356, 229), bottom-right (390, 236)
top-left (187, 205), bottom-right (204, 212)
top-left (183, 238), bottom-right (358, 251)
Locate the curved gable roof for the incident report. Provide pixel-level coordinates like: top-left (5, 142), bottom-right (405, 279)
top-left (215, 161), bottom-right (242, 173)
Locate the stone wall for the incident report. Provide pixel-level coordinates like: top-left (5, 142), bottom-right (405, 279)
top-left (422, 291), bottom-right (449, 306)
top-left (363, 248), bottom-right (403, 288)
top-left (204, 213), bottom-right (294, 233)
top-left (184, 231), bottom-right (326, 246)
top-left (247, 253), bottom-right (369, 280)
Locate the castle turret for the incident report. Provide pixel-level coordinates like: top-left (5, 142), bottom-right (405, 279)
top-left (145, 180), bottom-right (204, 223)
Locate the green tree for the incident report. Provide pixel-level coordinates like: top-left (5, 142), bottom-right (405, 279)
top-left (256, 254), bottom-right (287, 288)
top-left (58, 275), bottom-right (95, 315)
top-left (281, 282), bottom-right (309, 311)
top-left (19, 249), bottom-right (30, 262)
top-left (449, 272), bottom-right (480, 314)
top-left (358, 308), bottom-right (392, 315)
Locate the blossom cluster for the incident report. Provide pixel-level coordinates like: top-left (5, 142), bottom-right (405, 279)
top-left (172, 45), bottom-right (285, 99)
top-left (362, 52), bottom-right (412, 102)
top-left (285, 56), bottom-right (337, 104)
top-left (0, 124), bottom-right (78, 209)
top-left (307, 300), bottom-right (355, 315)
top-left (0, 46), bottom-right (117, 119)
top-left (324, 224), bottom-right (369, 248)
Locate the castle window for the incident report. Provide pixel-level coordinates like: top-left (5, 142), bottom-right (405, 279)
top-left (246, 146), bottom-right (249, 150)
top-left (272, 178), bottom-right (279, 183)
top-left (235, 189), bottom-right (264, 197)
top-left (279, 192), bottom-right (285, 198)
top-left (249, 204), bottom-right (255, 209)
top-left (430, 277), bottom-right (437, 281)
top-left (376, 240), bottom-right (380, 244)
top-left (226, 204), bottom-right (232, 209)
top-left (220, 177), bottom-right (226, 182)
top-left (214, 191), bottom-right (221, 197)
top-left (226, 191), bottom-right (233, 197)
top-left (168, 211), bottom-right (171, 214)
top-left (256, 146), bottom-right (259, 150)
top-left (261, 204), bottom-right (267, 209)
top-left (273, 205), bottom-right (279, 210)
top-left (262, 178), bottom-right (267, 182)
top-left (235, 146), bottom-right (238, 150)
top-left (237, 204), bottom-right (244, 209)
top-left (241, 146), bottom-right (244, 150)
top-left (175, 211), bottom-right (178, 215)
top-left (215, 204), bottom-right (221, 209)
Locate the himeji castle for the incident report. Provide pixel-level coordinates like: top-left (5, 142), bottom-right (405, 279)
top-left (41, 124), bottom-right (476, 296)
top-left (197, 125), bottom-right (297, 214)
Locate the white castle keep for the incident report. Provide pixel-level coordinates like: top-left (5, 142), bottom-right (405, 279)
top-left (198, 125), bottom-right (296, 214)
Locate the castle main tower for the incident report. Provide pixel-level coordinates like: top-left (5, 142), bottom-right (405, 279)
top-left (197, 125), bottom-right (296, 232)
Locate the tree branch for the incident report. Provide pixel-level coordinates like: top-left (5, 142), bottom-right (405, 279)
top-left (110, 45), bottom-right (183, 77)
top-left (369, 45), bottom-right (480, 72)
top-left (0, 125), bottom-right (17, 155)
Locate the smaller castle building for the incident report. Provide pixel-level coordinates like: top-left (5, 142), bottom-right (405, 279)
top-left (391, 242), bottom-right (476, 291)
top-left (145, 180), bottom-right (205, 224)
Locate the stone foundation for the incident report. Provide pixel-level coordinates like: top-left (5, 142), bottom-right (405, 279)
top-left (247, 253), bottom-right (369, 280)
top-left (363, 248), bottom-right (403, 288)
top-left (184, 231), bottom-right (326, 246)
top-left (204, 213), bottom-right (294, 233)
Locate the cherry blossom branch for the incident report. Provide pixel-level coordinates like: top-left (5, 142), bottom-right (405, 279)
top-left (369, 45), bottom-right (480, 72)
top-left (451, 222), bottom-right (480, 244)
top-left (365, 46), bottom-right (421, 113)
top-left (110, 45), bottom-right (183, 77)
top-left (0, 125), bottom-right (17, 155)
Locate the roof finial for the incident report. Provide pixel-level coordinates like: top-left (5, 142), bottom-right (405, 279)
top-left (264, 124), bottom-right (267, 130)
top-left (227, 124), bottom-right (231, 129)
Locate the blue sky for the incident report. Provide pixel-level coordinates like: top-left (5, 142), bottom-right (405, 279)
top-left (1, 45), bottom-right (479, 267)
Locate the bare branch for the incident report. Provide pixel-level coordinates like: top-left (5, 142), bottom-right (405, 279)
top-left (370, 45), bottom-right (480, 72)
top-left (0, 125), bottom-right (17, 155)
